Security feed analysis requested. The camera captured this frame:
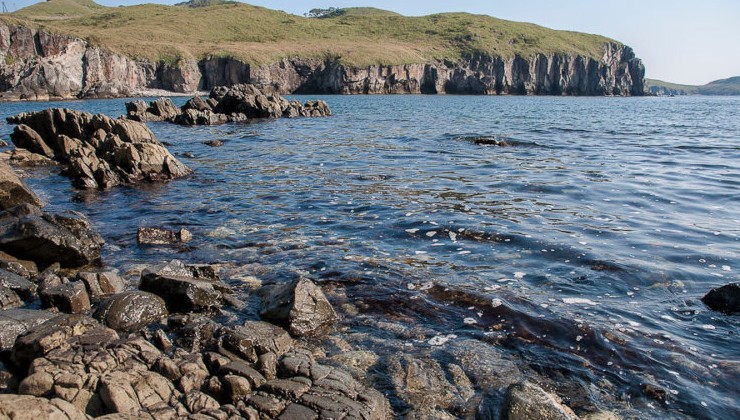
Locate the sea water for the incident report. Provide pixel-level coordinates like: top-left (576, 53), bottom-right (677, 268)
top-left (1, 95), bottom-right (738, 418)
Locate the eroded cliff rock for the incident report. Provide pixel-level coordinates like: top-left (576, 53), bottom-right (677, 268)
top-left (0, 22), bottom-right (644, 100)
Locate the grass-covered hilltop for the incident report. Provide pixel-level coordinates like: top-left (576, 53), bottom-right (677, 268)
top-left (646, 76), bottom-right (740, 96)
top-left (0, 0), bottom-right (645, 99)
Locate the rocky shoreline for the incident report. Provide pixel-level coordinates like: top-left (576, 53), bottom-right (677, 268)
top-left (0, 85), bottom-right (736, 419)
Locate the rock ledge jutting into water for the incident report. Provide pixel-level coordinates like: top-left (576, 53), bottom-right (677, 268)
top-left (5, 108), bottom-right (192, 189)
top-left (702, 283), bottom-right (740, 314)
top-left (126, 84), bottom-right (331, 126)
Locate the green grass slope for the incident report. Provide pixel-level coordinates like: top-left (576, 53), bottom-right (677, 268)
top-left (2, 0), bottom-right (618, 67)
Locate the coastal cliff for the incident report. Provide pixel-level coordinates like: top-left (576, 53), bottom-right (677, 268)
top-left (0, 22), bottom-right (644, 100)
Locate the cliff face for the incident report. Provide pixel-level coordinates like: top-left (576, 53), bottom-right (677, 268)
top-left (0, 23), bottom-right (645, 100)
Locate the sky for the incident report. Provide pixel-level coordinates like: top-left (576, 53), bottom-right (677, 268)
top-left (5, 0), bottom-right (739, 85)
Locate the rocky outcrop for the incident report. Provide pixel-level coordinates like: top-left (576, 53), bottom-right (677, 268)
top-left (127, 84), bottom-right (331, 126)
top-left (0, 22), bottom-right (644, 100)
top-left (0, 161), bottom-right (44, 210)
top-left (702, 283), bottom-right (740, 314)
top-left (6, 108), bottom-right (191, 189)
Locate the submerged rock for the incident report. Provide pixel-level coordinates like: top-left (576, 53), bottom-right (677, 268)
top-left (503, 381), bottom-right (579, 420)
top-left (0, 161), bottom-right (43, 210)
top-left (6, 108), bottom-right (192, 190)
top-left (259, 277), bottom-right (338, 337)
top-left (702, 283), bottom-right (740, 314)
top-left (0, 204), bottom-right (103, 269)
top-left (137, 226), bottom-right (192, 245)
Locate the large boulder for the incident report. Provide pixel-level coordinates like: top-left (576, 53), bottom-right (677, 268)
top-left (9, 124), bottom-right (55, 158)
top-left (702, 283), bottom-right (740, 314)
top-left (0, 161), bottom-right (43, 210)
top-left (139, 260), bottom-right (231, 313)
top-left (6, 108), bottom-right (191, 190)
top-left (260, 277), bottom-right (337, 337)
top-left (0, 204), bottom-right (103, 269)
top-left (93, 291), bottom-right (168, 332)
top-left (125, 98), bottom-right (182, 122)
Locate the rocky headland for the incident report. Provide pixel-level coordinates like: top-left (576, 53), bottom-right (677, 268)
top-left (0, 1), bottom-right (645, 100)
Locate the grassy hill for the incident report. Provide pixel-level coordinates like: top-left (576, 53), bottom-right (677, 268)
top-left (646, 77), bottom-right (740, 96)
top-left (1, 0), bottom-right (617, 67)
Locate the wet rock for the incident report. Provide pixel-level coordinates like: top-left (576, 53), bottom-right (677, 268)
top-left (702, 283), bottom-right (740, 314)
top-left (0, 308), bottom-right (55, 350)
top-left (640, 383), bottom-right (667, 402)
top-left (221, 320), bottom-right (293, 363)
top-left (126, 98), bottom-right (182, 122)
top-left (259, 277), bottom-right (338, 337)
top-left (0, 161), bottom-right (43, 210)
top-left (0, 204), bottom-right (103, 269)
top-left (6, 148), bottom-right (58, 167)
top-left (140, 260), bottom-right (229, 313)
top-left (137, 226), bottom-right (193, 245)
top-left (0, 267), bottom-right (37, 299)
top-left (6, 108), bottom-right (192, 190)
top-left (0, 394), bottom-right (88, 420)
top-left (386, 355), bottom-right (464, 413)
top-left (94, 291), bottom-right (168, 332)
top-left (77, 270), bottom-right (125, 298)
top-left (40, 281), bottom-right (91, 314)
top-left (0, 285), bottom-right (22, 309)
top-left (204, 140), bottom-right (224, 147)
top-left (503, 381), bottom-right (579, 420)
top-left (11, 314), bottom-right (117, 369)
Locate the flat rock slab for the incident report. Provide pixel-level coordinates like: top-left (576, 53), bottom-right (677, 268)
top-left (0, 308), bottom-right (55, 350)
top-left (139, 260), bottom-right (229, 313)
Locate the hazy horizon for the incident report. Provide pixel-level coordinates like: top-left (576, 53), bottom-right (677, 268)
top-left (5, 0), bottom-right (739, 85)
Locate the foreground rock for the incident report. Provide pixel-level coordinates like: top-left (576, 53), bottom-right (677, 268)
top-left (126, 84), bottom-right (331, 126)
top-left (702, 283), bottom-right (740, 314)
top-left (0, 161), bottom-right (44, 210)
top-left (0, 394), bottom-right (88, 420)
top-left (6, 108), bottom-right (191, 189)
top-left (260, 277), bottom-right (338, 337)
top-left (139, 260), bottom-right (232, 313)
top-left (0, 204), bottom-right (103, 269)
top-left (93, 291), bottom-right (168, 331)
top-left (0, 309), bottom-right (55, 350)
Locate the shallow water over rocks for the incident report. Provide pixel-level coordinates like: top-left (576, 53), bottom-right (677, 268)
top-left (1, 95), bottom-right (739, 418)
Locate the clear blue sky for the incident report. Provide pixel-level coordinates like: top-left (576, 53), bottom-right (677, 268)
top-left (6, 0), bottom-right (739, 85)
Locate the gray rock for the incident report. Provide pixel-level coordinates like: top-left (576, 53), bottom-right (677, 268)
top-left (40, 281), bottom-right (91, 314)
top-left (10, 124), bottom-right (55, 158)
top-left (0, 285), bottom-right (22, 310)
top-left (702, 283), bottom-right (740, 314)
top-left (11, 314), bottom-right (118, 369)
top-left (137, 226), bottom-right (192, 245)
top-left (77, 270), bottom-right (125, 298)
top-left (139, 260), bottom-right (228, 313)
top-left (0, 204), bottom-right (103, 269)
top-left (0, 161), bottom-right (43, 210)
top-left (0, 308), bottom-right (55, 350)
top-left (93, 291), bottom-right (168, 331)
top-left (221, 320), bottom-right (293, 363)
top-left (0, 394), bottom-right (88, 420)
top-left (503, 382), bottom-right (579, 420)
top-left (0, 267), bottom-right (36, 299)
top-left (260, 277), bottom-right (337, 337)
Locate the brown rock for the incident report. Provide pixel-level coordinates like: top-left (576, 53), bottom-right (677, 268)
top-left (40, 281), bottom-right (91, 314)
top-left (0, 161), bottom-right (43, 210)
top-left (259, 277), bottom-right (338, 337)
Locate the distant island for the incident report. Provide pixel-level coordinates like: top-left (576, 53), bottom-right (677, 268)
top-left (646, 76), bottom-right (740, 96)
top-left (0, 0), bottom-right (645, 100)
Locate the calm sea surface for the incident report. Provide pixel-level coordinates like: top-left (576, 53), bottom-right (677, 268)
top-left (1, 95), bottom-right (738, 418)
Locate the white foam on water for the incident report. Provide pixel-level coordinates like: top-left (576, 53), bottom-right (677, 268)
top-left (405, 228), bottom-right (419, 234)
top-left (463, 317), bottom-right (477, 325)
top-left (722, 265), bottom-right (731, 272)
top-left (513, 272), bottom-right (526, 279)
top-left (562, 298), bottom-right (599, 306)
top-left (428, 334), bottom-right (457, 346)
top-left (491, 298), bottom-right (504, 308)
top-left (426, 231), bottom-right (437, 237)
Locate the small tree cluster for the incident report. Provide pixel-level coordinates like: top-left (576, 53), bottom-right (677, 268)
top-left (305, 7), bottom-right (346, 18)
